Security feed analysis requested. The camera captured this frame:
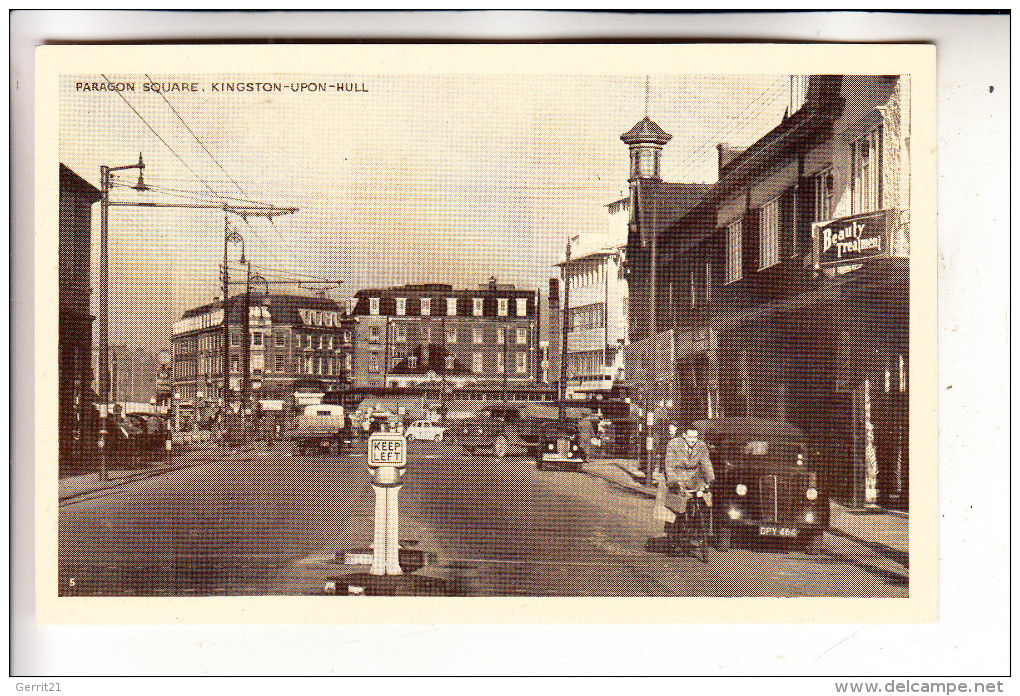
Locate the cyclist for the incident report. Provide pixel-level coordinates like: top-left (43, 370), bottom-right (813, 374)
top-left (662, 424), bottom-right (715, 549)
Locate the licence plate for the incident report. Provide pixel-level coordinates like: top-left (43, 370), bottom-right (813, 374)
top-left (758, 526), bottom-right (798, 538)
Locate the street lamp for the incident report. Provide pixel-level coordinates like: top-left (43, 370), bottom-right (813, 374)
top-left (97, 154), bottom-right (147, 481)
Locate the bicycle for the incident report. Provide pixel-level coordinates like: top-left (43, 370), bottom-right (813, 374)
top-left (665, 488), bottom-right (711, 563)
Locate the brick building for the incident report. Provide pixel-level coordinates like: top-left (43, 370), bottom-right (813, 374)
top-left (171, 294), bottom-right (354, 424)
top-left (349, 280), bottom-right (540, 395)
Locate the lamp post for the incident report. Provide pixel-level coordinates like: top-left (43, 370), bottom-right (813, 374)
top-left (98, 154), bottom-right (148, 481)
top-left (558, 239), bottom-right (571, 422)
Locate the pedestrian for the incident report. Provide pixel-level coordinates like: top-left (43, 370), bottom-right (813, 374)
top-left (578, 415), bottom-right (597, 458)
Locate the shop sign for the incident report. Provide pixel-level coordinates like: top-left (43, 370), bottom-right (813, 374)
top-left (815, 210), bottom-right (891, 267)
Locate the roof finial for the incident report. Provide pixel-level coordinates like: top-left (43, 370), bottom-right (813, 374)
top-left (644, 75), bottom-right (650, 117)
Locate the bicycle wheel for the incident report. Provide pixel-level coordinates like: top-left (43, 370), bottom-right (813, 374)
top-left (693, 501), bottom-right (709, 563)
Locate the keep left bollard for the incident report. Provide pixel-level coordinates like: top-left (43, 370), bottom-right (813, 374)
top-left (366, 431), bottom-right (407, 576)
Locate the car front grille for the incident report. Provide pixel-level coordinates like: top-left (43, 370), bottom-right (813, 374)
top-left (756, 472), bottom-right (809, 523)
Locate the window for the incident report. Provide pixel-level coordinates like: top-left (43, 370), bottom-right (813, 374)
top-left (446, 327), bottom-right (457, 344)
top-left (759, 196), bottom-right (780, 270)
top-left (345, 353), bottom-right (352, 371)
top-left (420, 297), bottom-right (431, 316)
top-left (473, 327), bottom-right (484, 344)
top-left (472, 353), bottom-right (483, 373)
top-left (445, 355), bottom-right (455, 370)
top-left (394, 323), bottom-right (406, 342)
top-left (422, 326), bottom-right (431, 344)
top-left (497, 327), bottom-right (505, 344)
top-left (814, 168), bottom-right (834, 222)
top-left (275, 354), bottom-right (286, 373)
top-left (408, 355), bottom-right (417, 370)
top-left (316, 334), bottom-right (323, 350)
top-left (395, 297), bottom-right (407, 316)
top-left (231, 332), bottom-right (241, 347)
top-left (705, 261), bottom-right (712, 304)
top-left (275, 332), bottom-right (286, 348)
top-left (515, 352), bottom-right (528, 374)
top-left (305, 334), bottom-right (313, 349)
top-left (369, 326), bottom-right (380, 343)
top-left (516, 298), bottom-right (528, 317)
top-left (725, 220), bottom-right (743, 284)
top-left (369, 297), bottom-right (380, 315)
top-left (496, 352), bottom-right (505, 373)
top-left (327, 357), bottom-right (333, 376)
top-left (516, 327), bottom-right (527, 345)
top-left (343, 330), bottom-right (351, 344)
top-left (446, 297), bottom-right (457, 316)
top-left (369, 356), bottom-right (379, 372)
top-left (473, 298), bottom-right (484, 316)
top-left (497, 298), bottom-right (508, 316)
top-left (230, 356), bottom-right (239, 373)
top-left (295, 334), bottom-right (302, 347)
top-left (852, 125), bottom-right (882, 214)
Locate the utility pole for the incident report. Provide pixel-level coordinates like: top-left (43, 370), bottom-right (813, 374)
top-left (242, 262), bottom-right (253, 445)
top-left (98, 154), bottom-right (146, 481)
top-left (558, 239), bottom-right (570, 422)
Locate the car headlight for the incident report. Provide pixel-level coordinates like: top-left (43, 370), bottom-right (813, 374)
top-left (735, 484), bottom-right (748, 496)
top-left (727, 507), bottom-right (742, 520)
top-left (805, 487), bottom-right (818, 501)
top-left (805, 511), bottom-right (815, 524)
top-left (548, 444), bottom-right (555, 450)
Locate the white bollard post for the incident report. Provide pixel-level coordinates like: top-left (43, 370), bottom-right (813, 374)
top-left (367, 432), bottom-right (407, 576)
top-left (385, 484), bottom-right (403, 574)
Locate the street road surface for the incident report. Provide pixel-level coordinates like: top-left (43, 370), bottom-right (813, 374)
top-left (59, 442), bottom-right (908, 597)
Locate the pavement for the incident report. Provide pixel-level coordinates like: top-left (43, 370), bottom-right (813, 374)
top-left (582, 458), bottom-right (908, 558)
top-left (58, 442), bottom-right (241, 504)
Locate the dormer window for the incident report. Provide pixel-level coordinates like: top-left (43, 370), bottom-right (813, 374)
top-left (369, 297), bottom-right (380, 315)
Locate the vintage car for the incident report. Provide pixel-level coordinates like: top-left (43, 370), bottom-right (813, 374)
top-left (695, 418), bottom-right (829, 555)
top-left (404, 420), bottom-right (446, 442)
top-left (457, 403), bottom-right (594, 459)
top-left (536, 421), bottom-right (587, 471)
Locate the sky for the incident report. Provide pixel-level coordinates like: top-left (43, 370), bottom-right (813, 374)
top-left (59, 72), bottom-right (792, 351)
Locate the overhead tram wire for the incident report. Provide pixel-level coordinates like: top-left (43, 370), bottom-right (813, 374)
top-left (145, 73), bottom-right (293, 251)
top-left (102, 74), bottom-right (221, 200)
top-left (104, 76), bottom-right (301, 277)
top-left (145, 73), bottom-right (251, 200)
top-left (661, 76), bottom-right (788, 182)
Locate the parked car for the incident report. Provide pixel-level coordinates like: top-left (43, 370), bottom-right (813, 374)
top-left (405, 420), bottom-right (446, 442)
top-left (697, 418), bottom-right (830, 555)
top-left (536, 421), bottom-right (587, 471)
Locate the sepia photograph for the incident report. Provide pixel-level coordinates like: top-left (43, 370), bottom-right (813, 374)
top-left (49, 56), bottom-right (926, 605)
